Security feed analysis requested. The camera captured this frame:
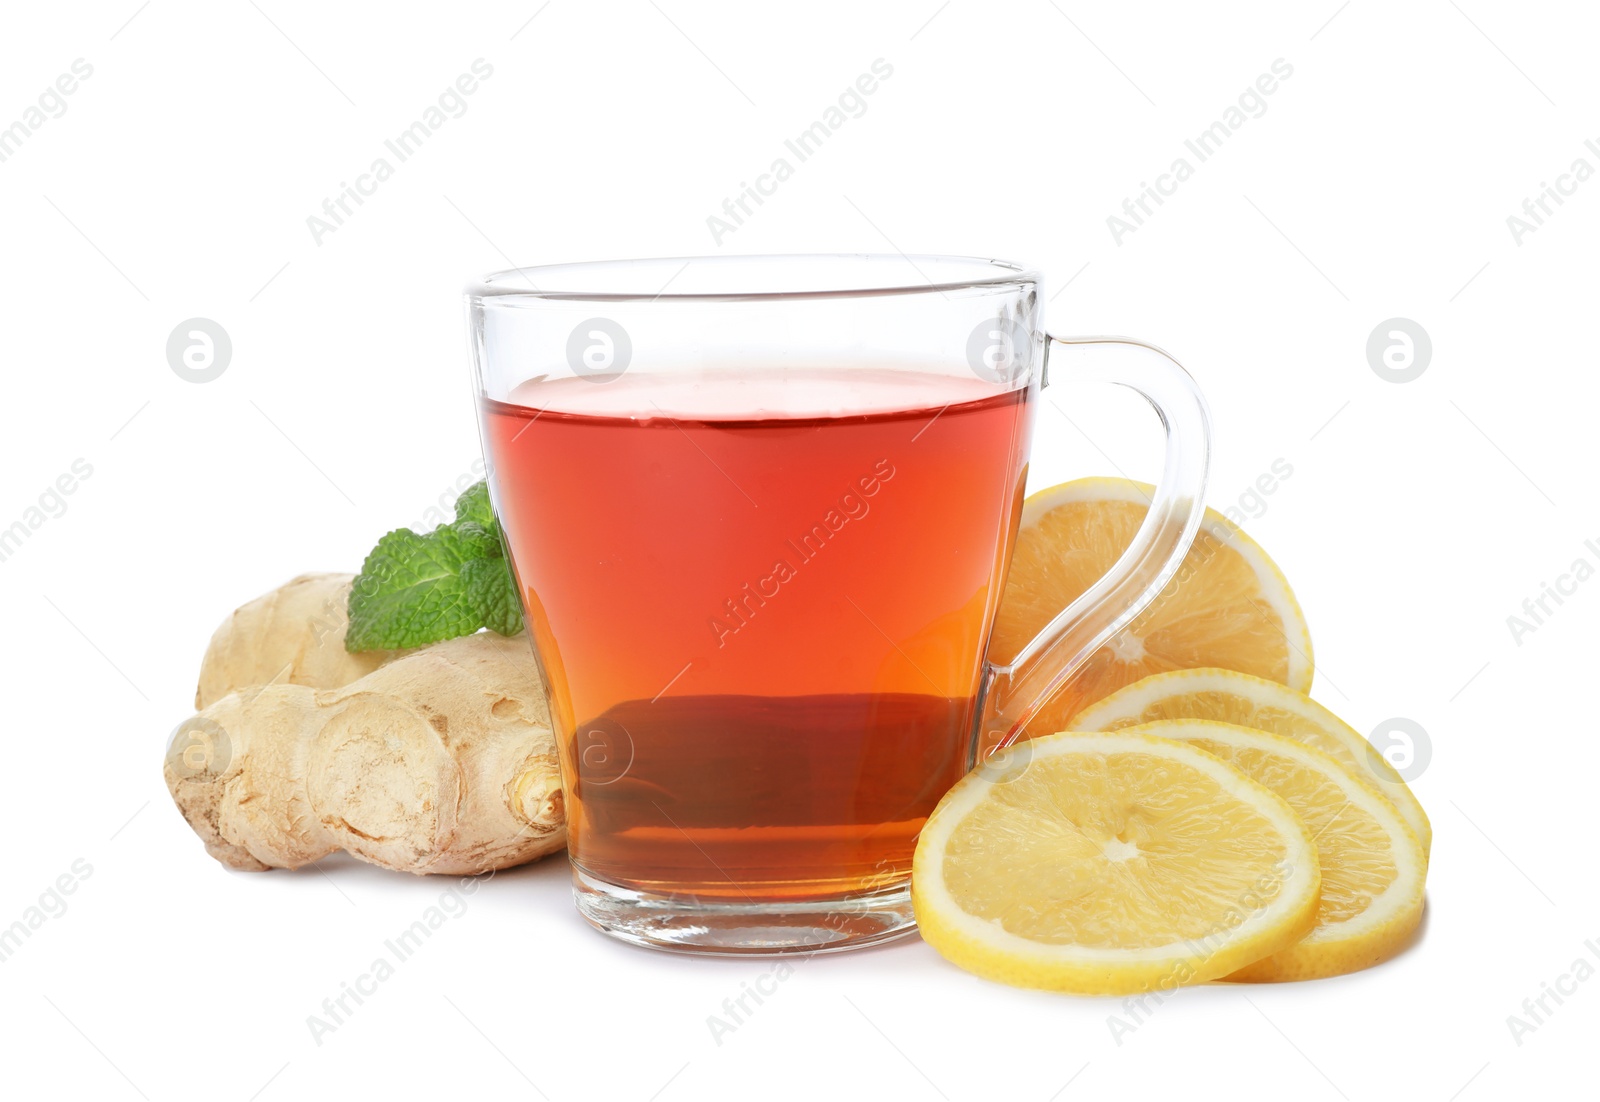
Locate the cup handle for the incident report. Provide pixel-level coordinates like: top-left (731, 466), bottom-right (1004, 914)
top-left (981, 335), bottom-right (1212, 750)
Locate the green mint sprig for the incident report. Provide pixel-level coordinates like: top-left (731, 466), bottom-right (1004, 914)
top-left (345, 481), bottom-right (525, 652)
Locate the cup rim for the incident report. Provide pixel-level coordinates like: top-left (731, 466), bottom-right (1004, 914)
top-left (466, 253), bottom-right (1039, 304)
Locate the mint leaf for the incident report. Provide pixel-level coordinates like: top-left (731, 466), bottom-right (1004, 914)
top-left (454, 481), bottom-right (496, 530)
top-left (450, 519), bottom-right (500, 560)
top-left (346, 479), bottom-right (528, 652)
top-left (346, 525), bottom-right (484, 651)
top-left (462, 555), bottom-right (524, 637)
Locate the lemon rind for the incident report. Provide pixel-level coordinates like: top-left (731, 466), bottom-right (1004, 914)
top-left (913, 731), bottom-right (1322, 994)
top-left (1119, 720), bottom-right (1427, 981)
top-left (1017, 477), bottom-right (1315, 693)
top-left (1070, 667), bottom-right (1432, 855)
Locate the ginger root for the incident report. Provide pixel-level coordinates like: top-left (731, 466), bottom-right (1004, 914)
top-left (167, 578), bottom-right (565, 875)
top-left (195, 573), bottom-right (400, 710)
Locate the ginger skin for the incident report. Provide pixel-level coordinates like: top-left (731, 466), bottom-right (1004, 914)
top-left (167, 577), bottom-right (565, 875)
top-left (195, 573), bottom-right (398, 711)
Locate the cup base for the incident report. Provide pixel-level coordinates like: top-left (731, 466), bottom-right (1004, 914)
top-left (571, 866), bottom-right (919, 956)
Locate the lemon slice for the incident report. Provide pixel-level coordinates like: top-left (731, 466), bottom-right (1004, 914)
top-left (912, 732), bottom-right (1321, 994)
top-left (989, 478), bottom-right (1313, 735)
top-left (1123, 720), bottom-right (1426, 982)
top-left (1070, 668), bottom-right (1431, 856)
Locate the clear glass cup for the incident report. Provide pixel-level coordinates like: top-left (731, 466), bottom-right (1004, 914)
top-left (466, 255), bottom-right (1210, 955)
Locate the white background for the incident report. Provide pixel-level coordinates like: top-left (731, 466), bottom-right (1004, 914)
top-left (0, 1), bottom-right (1590, 1098)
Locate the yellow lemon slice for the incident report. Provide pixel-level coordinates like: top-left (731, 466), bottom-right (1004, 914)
top-left (1070, 668), bottom-right (1430, 855)
top-left (1122, 720), bottom-right (1426, 982)
top-left (912, 732), bottom-right (1321, 995)
top-left (989, 478), bottom-right (1313, 734)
